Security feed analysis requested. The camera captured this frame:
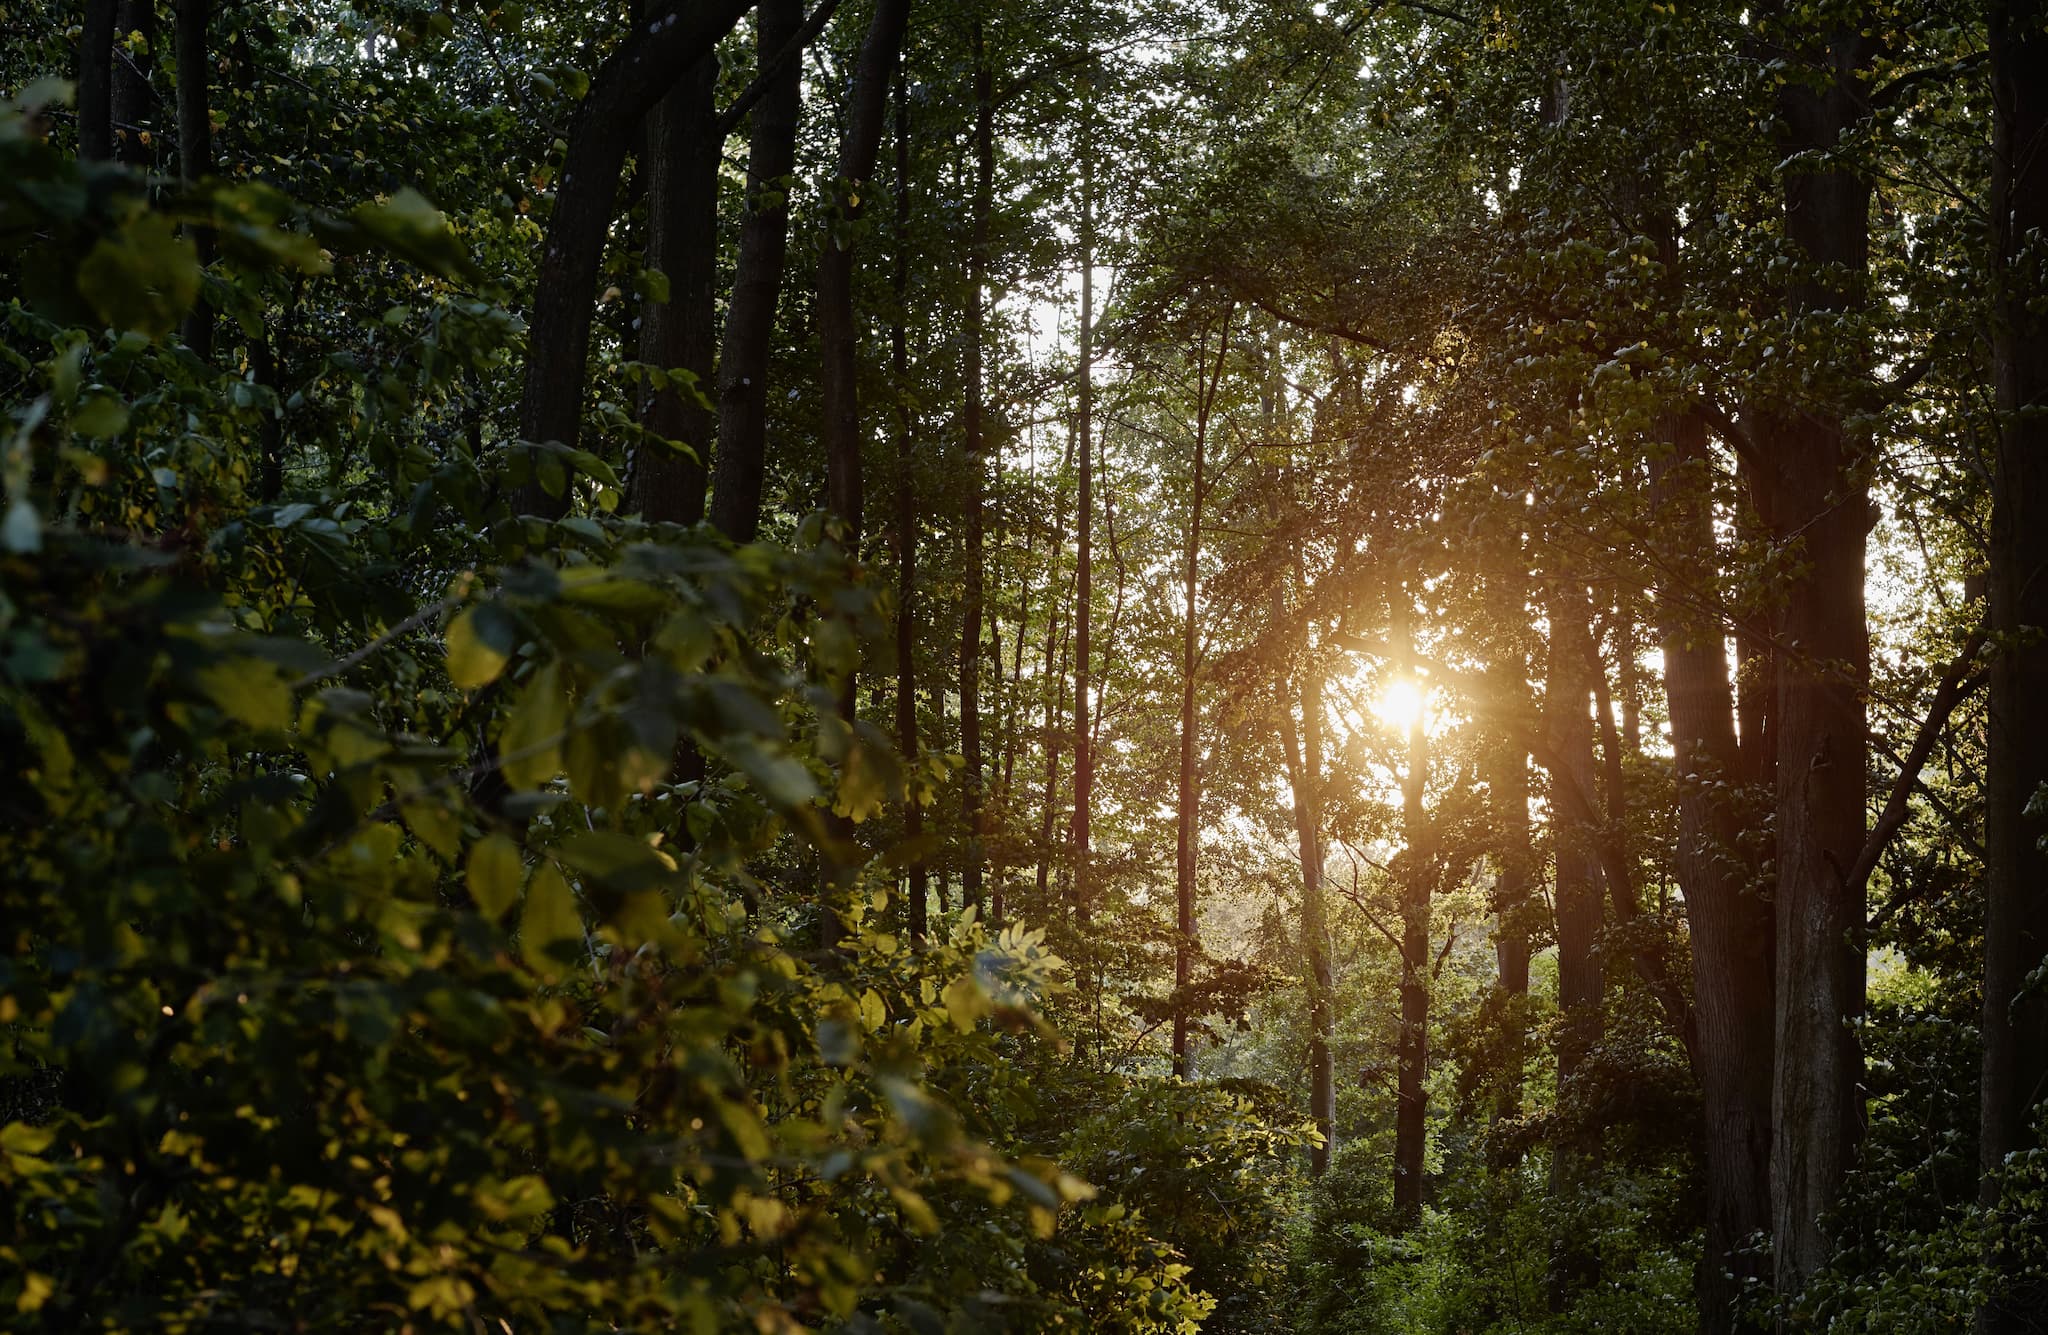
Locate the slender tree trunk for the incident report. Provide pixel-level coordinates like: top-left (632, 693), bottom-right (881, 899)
top-left (889, 51), bottom-right (927, 939)
top-left (1547, 577), bottom-right (1606, 1094)
top-left (818, 0), bottom-right (910, 545)
top-left (111, 0), bottom-right (154, 166)
top-left (709, 0), bottom-right (804, 542)
top-left (1485, 667), bottom-right (1532, 1120)
top-left (629, 58), bottom-right (718, 524)
top-left (1652, 409), bottom-right (1776, 1333)
top-left (960, 22), bottom-right (994, 915)
top-left (1069, 100), bottom-right (1096, 927)
top-left (79, 0), bottom-right (119, 161)
top-left (1279, 649), bottom-right (1334, 1177)
top-left (1757, 7), bottom-right (1874, 1290)
top-left (174, 0), bottom-right (213, 360)
top-left (513, 0), bottom-right (755, 518)
top-left (1981, 2), bottom-right (2048, 1328)
top-left (1392, 588), bottom-right (1431, 1227)
top-left (1171, 314), bottom-right (1227, 1079)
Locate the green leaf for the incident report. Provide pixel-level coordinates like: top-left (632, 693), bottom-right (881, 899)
top-left (77, 214), bottom-right (201, 338)
top-left (69, 395), bottom-right (129, 438)
top-left (499, 661), bottom-right (566, 788)
top-left (465, 834), bottom-right (524, 920)
top-left (195, 656), bottom-right (294, 732)
top-left (445, 602), bottom-right (516, 690)
top-left (520, 861), bottom-right (581, 977)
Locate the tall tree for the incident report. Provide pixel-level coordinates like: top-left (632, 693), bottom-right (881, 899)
top-left (959, 15), bottom-right (995, 916)
top-left (1757, 3), bottom-right (1875, 1290)
top-left (1392, 586), bottom-right (1431, 1226)
top-left (710, 0), bottom-right (808, 542)
top-left (1070, 66), bottom-right (1097, 926)
top-left (1980, 0), bottom-right (2048, 1327)
top-left (629, 57), bottom-right (718, 524)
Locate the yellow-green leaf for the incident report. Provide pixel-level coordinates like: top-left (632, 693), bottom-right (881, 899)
top-left (520, 861), bottom-right (582, 976)
top-left (445, 603), bottom-right (516, 689)
top-left (465, 833), bottom-right (524, 920)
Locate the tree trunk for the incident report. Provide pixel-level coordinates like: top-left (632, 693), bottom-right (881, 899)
top-left (1758, 7), bottom-right (1874, 1290)
top-left (1981, 1), bottom-right (2048, 1327)
top-left (818, 0), bottom-right (910, 544)
top-left (1652, 409), bottom-right (1776, 1332)
top-left (1069, 101), bottom-right (1096, 928)
top-left (959, 22), bottom-right (994, 916)
top-left (111, 0), bottom-right (155, 166)
top-left (513, 0), bottom-right (755, 518)
top-left (1279, 651), bottom-right (1334, 1177)
top-left (889, 51), bottom-right (926, 939)
top-left (1393, 589), bottom-right (1431, 1227)
top-left (1485, 677), bottom-right (1532, 1120)
top-left (79, 0), bottom-right (119, 161)
top-left (629, 58), bottom-right (718, 524)
top-left (1171, 313), bottom-right (1226, 1079)
top-left (1547, 577), bottom-right (1606, 1094)
top-left (708, 0), bottom-right (804, 543)
top-left (174, 0), bottom-right (213, 360)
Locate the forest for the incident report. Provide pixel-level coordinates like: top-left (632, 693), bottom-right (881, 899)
top-left (2, 0), bottom-right (2045, 1330)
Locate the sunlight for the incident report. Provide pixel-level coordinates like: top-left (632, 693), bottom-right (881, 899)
top-left (1372, 677), bottom-right (1428, 734)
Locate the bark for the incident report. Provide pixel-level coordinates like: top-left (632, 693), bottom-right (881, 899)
top-left (1651, 409), bottom-right (1776, 1331)
top-left (79, 0), bottom-right (119, 161)
top-left (889, 55), bottom-right (926, 939)
top-left (817, 0), bottom-right (910, 541)
top-left (1757, 8), bottom-right (1875, 1290)
top-left (1981, 1), bottom-right (2048, 1327)
top-left (111, 0), bottom-right (155, 166)
top-left (1172, 312), bottom-right (1228, 1079)
top-left (1392, 591), bottom-right (1431, 1228)
top-left (709, 0), bottom-right (805, 542)
top-left (959, 23), bottom-right (994, 915)
top-left (1279, 650), bottom-right (1334, 1178)
top-left (1069, 104), bottom-right (1096, 927)
top-left (1547, 577), bottom-right (1606, 1093)
top-left (513, 0), bottom-right (755, 518)
top-left (628, 58), bottom-right (719, 524)
top-left (1485, 665), bottom-right (1532, 1122)
top-left (174, 0), bottom-right (212, 359)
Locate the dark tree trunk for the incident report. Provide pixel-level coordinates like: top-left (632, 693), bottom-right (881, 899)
top-left (1172, 312), bottom-right (1227, 1079)
top-left (174, 0), bottom-right (212, 359)
top-left (1757, 7), bottom-right (1874, 1291)
top-left (513, 0), bottom-right (755, 518)
top-left (1652, 409), bottom-right (1776, 1333)
top-left (959, 22), bottom-right (994, 915)
top-left (1485, 671), bottom-right (1532, 1121)
top-left (1547, 577), bottom-right (1606, 1093)
top-left (889, 52), bottom-right (926, 938)
top-left (79, 0), bottom-right (119, 161)
top-left (711, 0), bottom-right (805, 542)
top-left (629, 57), bottom-right (718, 524)
top-left (1069, 110), bottom-right (1096, 927)
top-left (1392, 591), bottom-right (1431, 1227)
top-left (1981, 1), bottom-right (2048, 1328)
top-left (817, 0), bottom-right (910, 543)
top-left (111, 0), bottom-right (155, 166)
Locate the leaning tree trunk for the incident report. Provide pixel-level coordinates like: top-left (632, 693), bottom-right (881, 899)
top-left (628, 57), bottom-right (718, 525)
top-left (1651, 407), bottom-right (1776, 1334)
top-left (1757, 4), bottom-right (1874, 1291)
top-left (513, 0), bottom-right (755, 518)
top-left (1981, 1), bottom-right (2048, 1328)
top-left (710, 0), bottom-right (805, 542)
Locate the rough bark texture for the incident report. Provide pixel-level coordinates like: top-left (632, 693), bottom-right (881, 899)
top-left (513, 0), bottom-right (755, 518)
top-left (709, 0), bottom-right (804, 543)
top-left (959, 24), bottom-right (993, 915)
top-left (629, 58), bottom-right (718, 524)
top-left (1547, 578), bottom-right (1606, 1090)
top-left (1981, 0), bottom-right (2048, 1328)
top-left (1651, 412), bottom-right (1776, 1332)
top-left (79, 0), bottom-right (119, 161)
top-left (817, 0), bottom-right (910, 541)
top-left (1760, 9), bottom-right (1874, 1291)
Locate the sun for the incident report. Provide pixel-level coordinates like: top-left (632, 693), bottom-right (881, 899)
top-left (1372, 677), bottom-right (1428, 734)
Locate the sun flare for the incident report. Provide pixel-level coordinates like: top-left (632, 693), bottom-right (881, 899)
top-left (1372, 677), bottom-right (1428, 734)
